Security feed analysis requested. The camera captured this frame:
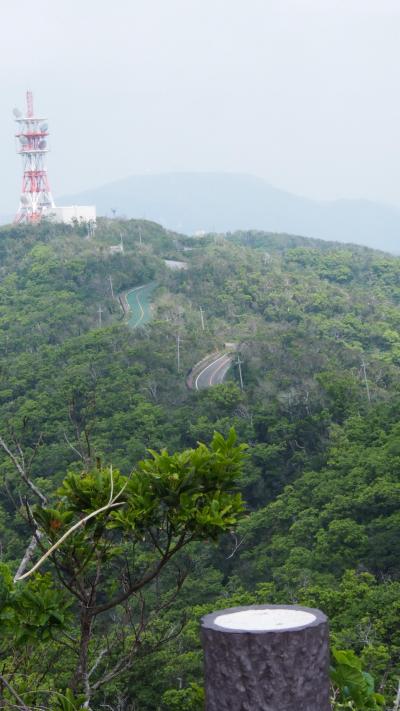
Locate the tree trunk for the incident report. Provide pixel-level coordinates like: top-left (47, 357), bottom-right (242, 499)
top-left (201, 604), bottom-right (331, 711)
top-left (72, 608), bottom-right (93, 703)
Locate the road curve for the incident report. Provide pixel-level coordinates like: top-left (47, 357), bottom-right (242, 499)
top-left (124, 283), bottom-right (156, 328)
top-left (195, 353), bottom-right (232, 390)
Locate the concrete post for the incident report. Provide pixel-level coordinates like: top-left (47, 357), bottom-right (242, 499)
top-left (201, 604), bottom-right (331, 711)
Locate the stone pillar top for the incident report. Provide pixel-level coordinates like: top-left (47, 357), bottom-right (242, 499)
top-left (201, 604), bottom-right (328, 634)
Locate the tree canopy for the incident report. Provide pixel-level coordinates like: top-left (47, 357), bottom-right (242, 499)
top-left (0, 218), bottom-right (399, 708)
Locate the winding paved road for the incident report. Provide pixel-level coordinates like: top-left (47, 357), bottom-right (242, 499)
top-left (122, 285), bottom-right (232, 389)
top-left (195, 353), bottom-right (232, 390)
top-left (125, 283), bottom-right (156, 328)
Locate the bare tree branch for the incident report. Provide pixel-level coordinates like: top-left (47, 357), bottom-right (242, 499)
top-left (0, 435), bottom-right (48, 583)
top-left (393, 679), bottom-right (400, 711)
top-left (92, 532), bottom-right (191, 616)
top-left (14, 470), bottom-right (127, 582)
top-left (226, 532), bottom-right (247, 559)
top-left (63, 431), bottom-right (84, 461)
top-left (13, 532), bottom-right (43, 582)
top-left (88, 647), bottom-right (108, 680)
top-left (0, 673), bottom-right (29, 710)
top-left (0, 435), bottom-right (47, 506)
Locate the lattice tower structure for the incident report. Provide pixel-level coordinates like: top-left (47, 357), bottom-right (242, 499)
top-left (14, 91), bottom-right (55, 223)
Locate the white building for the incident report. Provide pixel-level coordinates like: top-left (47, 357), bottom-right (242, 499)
top-left (48, 205), bottom-right (96, 225)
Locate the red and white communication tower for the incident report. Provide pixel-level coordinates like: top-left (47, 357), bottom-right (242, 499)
top-left (13, 91), bottom-right (55, 223)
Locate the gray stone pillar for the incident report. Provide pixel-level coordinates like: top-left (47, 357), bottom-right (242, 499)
top-left (201, 604), bottom-right (331, 711)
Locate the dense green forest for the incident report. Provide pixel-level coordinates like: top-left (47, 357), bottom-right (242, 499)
top-left (0, 218), bottom-right (399, 709)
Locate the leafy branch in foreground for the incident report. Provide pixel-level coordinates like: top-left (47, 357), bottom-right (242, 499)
top-left (1, 429), bottom-right (245, 709)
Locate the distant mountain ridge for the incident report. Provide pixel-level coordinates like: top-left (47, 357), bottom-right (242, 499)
top-left (56, 171), bottom-right (400, 252)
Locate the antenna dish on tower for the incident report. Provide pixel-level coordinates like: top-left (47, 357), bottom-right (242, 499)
top-left (13, 91), bottom-right (55, 224)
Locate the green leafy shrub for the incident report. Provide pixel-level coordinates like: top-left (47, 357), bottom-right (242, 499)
top-left (330, 649), bottom-right (385, 710)
top-left (162, 682), bottom-right (204, 710)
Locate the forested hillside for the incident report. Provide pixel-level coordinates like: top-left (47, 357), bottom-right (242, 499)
top-left (0, 219), bottom-right (399, 709)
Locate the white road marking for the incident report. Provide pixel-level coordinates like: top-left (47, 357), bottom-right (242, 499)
top-left (126, 285), bottom-right (146, 328)
top-left (195, 353), bottom-right (229, 390)
top-left (209, 355), bottom-right (231, 386)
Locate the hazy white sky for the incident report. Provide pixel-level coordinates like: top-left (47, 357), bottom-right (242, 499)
top-left (2, 0), bottom-right (400, 213)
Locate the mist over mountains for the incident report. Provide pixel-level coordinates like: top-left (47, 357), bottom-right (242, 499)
top-left (59, 172), bottom-right (400, 252)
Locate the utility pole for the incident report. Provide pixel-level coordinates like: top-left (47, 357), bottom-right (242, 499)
top-left (139, 225), bottom-right (143, 246)
top-left (200, 306), bottom-right (205, 331)
top-left (177, 334), bottom-right (181, 372)
top-left (236, 356), bottom-right (244, 391)
top-left (98, 305), bottom-right (103, 328)
top-left (120, 234), bottom-right (124, 254)
top-left (108, 275), bottom-right (114, 299)
top-left (361, 358), bottom-right (371, 403)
